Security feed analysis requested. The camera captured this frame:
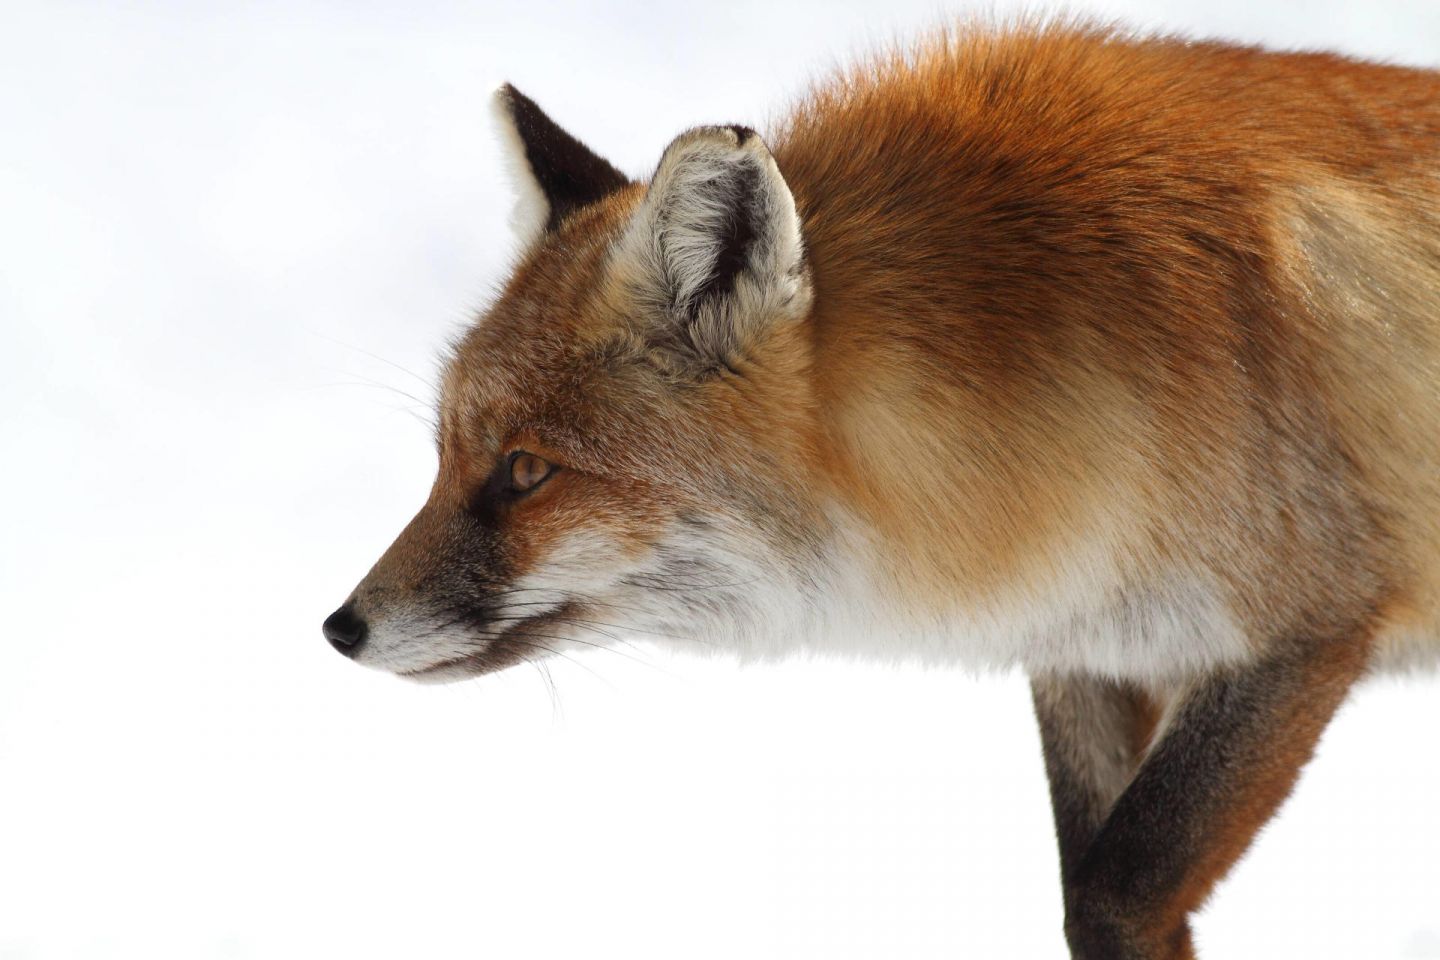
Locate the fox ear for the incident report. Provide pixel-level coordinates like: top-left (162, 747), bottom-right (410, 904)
top-left (616, 125), bottom-right (810, 369)
top-left (490, 84), bottom-right (630, 247)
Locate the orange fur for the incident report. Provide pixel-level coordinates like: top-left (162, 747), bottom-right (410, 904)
top-left (769, 25), bottom-right (1439, 657)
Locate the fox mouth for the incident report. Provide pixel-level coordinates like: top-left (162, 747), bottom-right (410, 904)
top-left (398, 602), bottom-right (580, 682)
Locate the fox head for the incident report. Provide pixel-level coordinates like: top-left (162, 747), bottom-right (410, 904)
top-left (322, 86), bottom-right (822, 681)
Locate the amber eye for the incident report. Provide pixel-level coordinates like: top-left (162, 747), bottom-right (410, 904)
top-left (507, 451), bottom-right (555, 493)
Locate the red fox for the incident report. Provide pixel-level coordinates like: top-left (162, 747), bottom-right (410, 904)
top-left (323, 21), bottom-right (1440, 959)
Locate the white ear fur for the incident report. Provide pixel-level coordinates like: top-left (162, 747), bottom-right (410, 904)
top-left (616, 126), bottom-right (810, 362)
top-left (488, 86), bottom-right (550, 251)
top-left (488, 84), bottom-right (629, 251)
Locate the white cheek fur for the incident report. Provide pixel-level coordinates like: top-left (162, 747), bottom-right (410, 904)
top-left (562, 507), bottom-right (1255, 687)
top-left (354, 609), bottom-right (481, 675)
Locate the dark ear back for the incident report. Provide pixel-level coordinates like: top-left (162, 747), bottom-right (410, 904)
top-left (492, 84), bottom-right (629, 239)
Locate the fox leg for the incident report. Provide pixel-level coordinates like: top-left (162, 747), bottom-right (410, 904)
top-left (1030, 674), bottom-right (1162, 881)
top-left (1034, 633), bottom-right (1371, 960)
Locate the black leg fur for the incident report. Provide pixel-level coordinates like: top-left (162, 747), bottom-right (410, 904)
top-left (1032, 632), bottom-right (1369, 959)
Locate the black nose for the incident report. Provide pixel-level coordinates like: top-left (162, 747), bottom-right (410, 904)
top-left (323, 603), bottom-right (368, 657)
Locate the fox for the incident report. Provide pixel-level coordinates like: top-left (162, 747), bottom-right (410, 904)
top-left (322, 21), bottom-right (1440, 960)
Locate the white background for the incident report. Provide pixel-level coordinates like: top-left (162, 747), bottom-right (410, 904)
top-left (3, 1), bottom-right (1437, 957)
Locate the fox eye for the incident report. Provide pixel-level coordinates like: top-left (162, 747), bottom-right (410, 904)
top-left (507, 451), bottom-right (555, 493)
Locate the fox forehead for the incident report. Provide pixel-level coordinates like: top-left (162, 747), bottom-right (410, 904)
top-left (436, 193), bottom-right (643, 472)
top-left (435, 189), bottom-right (818, 503)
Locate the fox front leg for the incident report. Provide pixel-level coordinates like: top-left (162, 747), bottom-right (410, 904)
top-left (1034, 633), bottom-right (1371, 960)
top-left (1030, 675), bottom-right (1163, 884)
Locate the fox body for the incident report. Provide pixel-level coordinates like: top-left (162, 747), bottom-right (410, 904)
top-left (324, 23), bottom-right (1440, 959)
